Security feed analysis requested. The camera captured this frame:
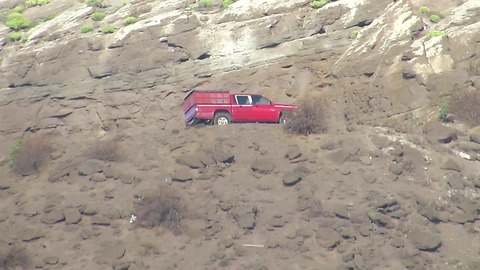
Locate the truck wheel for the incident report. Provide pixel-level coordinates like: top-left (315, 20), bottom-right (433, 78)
top-left (214, 113), bottom-right (231, 125)
top-left (279, 113), bottom-right (288, 124)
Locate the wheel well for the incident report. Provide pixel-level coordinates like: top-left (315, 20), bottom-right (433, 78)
top-left (214, 110), bottom-right (230, 116)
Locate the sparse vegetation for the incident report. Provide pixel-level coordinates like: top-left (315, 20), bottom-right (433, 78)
top-left (90, 12), bottom-right (106, 21)
top-left (80, 24), bottom-right (94, 33)
top-left (25, 0), bottom-right (50, 7)
top-left (123, 16), bottom-right (137, 25)
top-left (5, 13), bottom-right (31, 31)
top-left (223, 0), bottom-right (237, 8)
top-left (13, 5), bottom-right (25, 13)
top-left (427, 30), bottom-right (445, 38)
top-left (88, 140), bottom-right (122, 161)
top-left (10, 134), bottom-right (52, 176)
top-left (438, 103), bottom-right (448, 122)
top-left (429, 14), bottom-right (441, 23)
top-left (310, 0), bottom-right (328, 9)
top-left (448, 89), bottom-right (480, 127)
top-left (135, 186), bottom-right (186, 232)
top-left (100, 25), bottom-right (116, 34)
top-left (419, 6), bottom-right (429, 14)
top-left (199, 0), bottom-right (213, 8)
top-left (0, 245), bottom-right (31, 270)
top-left (86, 0), bottom-right (106, 8)
top-left (350, 29), bottom-right (360, 39)
top-left (284, 96), bottom-right (327, 135)
top-left (7, 32), bottom-right (23, 42)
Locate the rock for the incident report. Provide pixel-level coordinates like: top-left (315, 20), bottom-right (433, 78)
top-left (449, 212), bottom-right (476, 224)
top-left (81, 203), bottom-right (98, 215)
top-left (176, 154), bottom-right (205, 169)
top-left (469, 126), bottom-right (480, 144)
top-left (48, 161), bottom-right (75, 182)
top-left (0, 179), bottom-right (12, 189)
top-left (423, 121), bottom-right (457, 144)
top-left (43, 256), bottom-right (59, 265)
top-left (267, 216), bottom-right (286, 227)
top-left (237, 213), bottom-right (255, 230)
top-left (101, 241), bottom-right (126, 261)
top-left (282, 171), bottom-right (302, 186)
top-left (391, 237), bottom-right (404, 248)
top-left (417, 205), bottom-right (440, 223)
top-left (359, 156), bottom-right (372, 165)
top-left (285, 148), bottom-right (302, 160)
top-left (90, 173), bottom-right (107, 182)
top-left (332, 204), bottom-right (350, 219)
top-left (91, 215), bottom-right (111, 226)
top-left (440, 158), bottom-right (461, 172)
top-left (120, 174), bottom-right (139, 184)
top-left (171, 170), bottom-right (194, 182)
top-left (21, 228), bottom-right (45, 242)
top-left (367, 211), bottom-right (396, 229)
top-left (211, 150), bottom-right (235, 163)
top-left (407, 227), bottom-right (442, 251)
top-left (251, 159), bottom-right (275, 174)
top-left (446, 173), bottom-right (465, 189)
top-left (316, 227), bottom-right (341, 249)
top-left (77, 159), bottom-right (105, 176)
top-left (388, 163), bottom-right (403, 175)
top-left (113, 261), bottom-right (131, 270)
top-left (372, 196), bottom-right (397, 209)
top-left (64, 208), bottom-right (82, 224)
top-left (41, 210), bottom-right (65, 224)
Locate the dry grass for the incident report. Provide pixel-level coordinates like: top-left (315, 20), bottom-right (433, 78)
top-left (0, 245), bottom-right (31, 270)
top-left (135, 186), bottom-right (186, 233)
top-left (448, 89), bottom-right (480, 127)
top-left (284, 96), bottom-right (327, 135)
top-left (12, 134), bottom-right (53, 176)
top-left (88, 140), bottom-right (122, 161)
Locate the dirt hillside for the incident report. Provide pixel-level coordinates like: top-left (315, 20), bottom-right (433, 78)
top-left (1, 0), bottom-right (480, 269)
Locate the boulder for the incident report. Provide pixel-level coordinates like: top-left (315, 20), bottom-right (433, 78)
top-left (171, 170), bottom-right (194, 182)
top-left (64, 208), bottom-right (82, 225)
top-left (77, 159), bottom-right (105, 176)
top-left (251, 159), bottom-right (275, 174)
top-left (41, 211), bottom-right (65, 224)
top-left (469, 126), bottom-right (480, 144)
top-left (407, 227), bottom-right (442, 251)
top-left (316, 227), bottom-right (341, 249)
top-left (176, 154), bottom-right (205, 169)
top-left (423, 121), bottom-right (457, 144)
top-left (282, 171), bottom-right (302, 186)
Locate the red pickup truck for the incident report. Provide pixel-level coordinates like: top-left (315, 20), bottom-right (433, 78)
top-left (183, 90), bottom-right (298, 126)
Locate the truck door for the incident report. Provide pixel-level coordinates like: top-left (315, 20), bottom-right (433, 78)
top-left (231, 95), bottom-right (255, 122)
top-left (250, 95), bottom-right (278, 122)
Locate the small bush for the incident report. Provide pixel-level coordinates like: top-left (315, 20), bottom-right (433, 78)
top-left (86, 0), bottom-right (106, 7)
top-left (7, 32), bottom-right (23, 41)
top-left (438, 103), bottom-right (448, 122)
top-left (135, 186), bottom-right (186, 232)
top-left (11, 134), bottom-right (52, 176)
top-left (284, 96), bottom-right (327, 135)
top-left (88, 140), bottom-right (121, 161)
top-left (429, 14), bottom-right (441, 23)
top-left (350, 29), bottom-right (359, 39)
top-left (427, 30), bottom-right (445, 38)
top-left (310, 0), bottom-right (328, 9)
top-left (419, 6), bottom-right (429, 14)
top-left (0, 245), bottom-right (31, 270)
top-left (5, 13), bottom-right (31, 31)
top-left (100, 25), bottom-right (116, 34)
top-left (80, 24), bottom-right (94, 33)
top-left (123, 16), bottom-right (137, 25)
top-left (25, 0), bottom-right (50, 7)
top-left (222, 0), bottom-right (237, 8)
top-left (13, 5), bottom-right (25, 13)
top-left (90, 12), bottom-right (106, 21)
top-left (199, 0), bottom-right (213, 7)
top-left (448, 89), bottom-right (480, 127)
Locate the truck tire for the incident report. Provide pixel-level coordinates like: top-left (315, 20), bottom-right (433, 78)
top-left (279, 112), bottom-right (289, 124)
top-left (214, 113), bottom-right (231, 125)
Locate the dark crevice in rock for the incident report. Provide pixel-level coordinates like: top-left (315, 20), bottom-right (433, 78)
top-left (260, 42), bottom-right (281, 49)
top-left (314, 27), bottom-right (326, 35)
top-left (354, 19), bottom-right (373, 28)
top-left (197, 53), bottom-right (211, 60)
top-left (167, 42), bottom-right (184, 49)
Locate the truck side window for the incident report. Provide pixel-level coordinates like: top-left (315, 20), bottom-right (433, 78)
top-left (236, 95), bottom-right (251, 105)
top-left (252, 95), bottom-right (271, 105)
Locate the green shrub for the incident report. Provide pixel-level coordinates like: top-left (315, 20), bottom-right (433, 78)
top-left (25, 0), bottom-right (50, 7)
top-left (419, 6), bottom-right (429, 14)
top-left (310, 0), bottom-right (328, 9)
top-left (80, 24), bottom-right (94, 33)
top-left (223, 0), bottom-right (237, 8)
top-left (8, 139), bottom-right (23, 167)
top-left (427, 30), bottom-right (444, 38)
top-left (5, 13), bottom-right (31, 31)
top-left (429, 14), bottom-right (441, 23)
top-left (100, 25), bottom-right (116, 34)
top-left (123, 16), bottom-right (137, 25)
top-left (438, 103), bottom-right (448, 122)
top-left (7, 32), bottom-right (23, 41)
top-left (350, 29), bottom-right (359, 39)
top-left (86, 0), bottom-right (106, 8)
top-left (13, 5), bottom-right (25, 13)
top-left (284, 96), bottom-right (327, 135)
top-left (91, 12), bottom-right (106, 21)
top-left (199, 0), bottom-right (213, 7)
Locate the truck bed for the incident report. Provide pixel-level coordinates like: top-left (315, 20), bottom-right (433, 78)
top-left (182, 90), bottom-right (231, 125)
